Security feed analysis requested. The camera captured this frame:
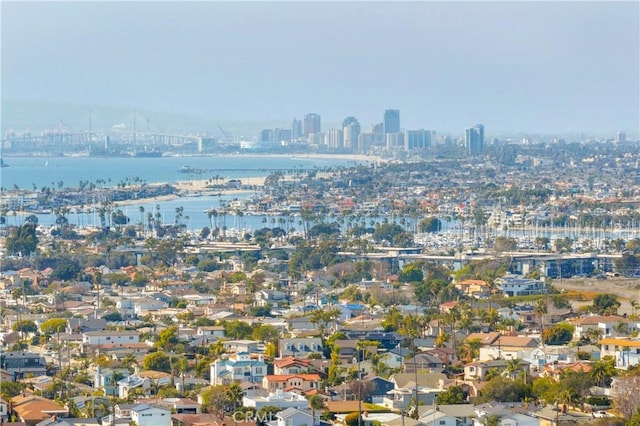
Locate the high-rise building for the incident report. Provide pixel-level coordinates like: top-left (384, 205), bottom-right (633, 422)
top-left (292, 119), bottom-right (302, 141)
top-left (405, 129), bottom-right (431, 151)
top-left (465, 124), bottom-right (485, 155)
top-left (343, 118), bottom-right (361, 152)
top-left (372, 122), bottom-right (385, 145)
top-left (342, 116), bottom-right (358, 129)
top-left (615, 131), bottom-right (626, 143)
top-left (384, 109), bottom-right (400, 134)
top-left (326, 129), bottom-right (344, 150)
top-left (303, 113), bottom-right (321, 136)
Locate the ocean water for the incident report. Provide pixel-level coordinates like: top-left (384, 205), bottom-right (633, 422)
top-left (0, 155), bottom-right (371, 231)
top-left (0, 155), bottom-right (366, 191)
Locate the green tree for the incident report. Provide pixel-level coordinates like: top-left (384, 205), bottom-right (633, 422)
top-left (223, 320), bottom-right (254, 339)
top-left (156, 326), bottom-right (179, 349)
top-left (436, 385), bottom-right (466, 404)
top-left (252, 325), bottom-right (280, 346)
top-left (40, 318), bottom-right (67, 336)
top-left (418, 217), bottom-right (442, 233)
top-left (0, 381), bottom-right (25, 400)
top-left (142, 351), bottom-right (171, 373)
top-left (5, 223), bottom-right (39, 256)
top-left (591, 294), bottom-right (621, 315)
top-left (12, 320), bottom-right (38, 334)
top-left (542, 323), bottom-right (575, 345)
top-left (399, 263), bottom-right (424, 283)
top-left (478, 376), bottom-right (529, 402)
top-left (308, 394), bottom-right (325, 425)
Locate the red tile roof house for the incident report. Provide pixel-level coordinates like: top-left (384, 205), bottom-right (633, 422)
top-left (262, 374), bottom-right (322, 394)
top-left (273, 357), bottom-right (314, 375)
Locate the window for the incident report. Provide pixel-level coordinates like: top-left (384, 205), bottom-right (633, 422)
top-left (439, 421), bottom-right (446, 425)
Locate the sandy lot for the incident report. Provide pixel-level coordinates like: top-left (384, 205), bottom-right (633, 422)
top-left (552, 277), bottom-right (640, 315)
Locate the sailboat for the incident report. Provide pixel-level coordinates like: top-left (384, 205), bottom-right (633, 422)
top-left (0, 158), bottom-right (8, 168)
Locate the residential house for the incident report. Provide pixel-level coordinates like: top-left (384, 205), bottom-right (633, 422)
top-left (10, 393), bottom-right (68, 426)
top-left (94, 367), bottom-right (130, 396)
top-left (268, 407), bottom-right (314, 426)
top-left (210, 352), bottom-right (268, 385)
top-left (600, 337), bottom-right (640, 369)
top-left (571, 315), bottom-right (635, 341)
top-left (82, 330), bottom-right (139, 346)
top-left (117, 371), bottom-right (172, 399)
top-left (273, 357), bottom-right (313, 375)
top-left (197, 326), bottom-right (225, 338)
top-left (539, 362), bottom-right (593, 382)
top-left (363, 376), bottom-right (395, 403)
top-left (0, 351), bottom-right (47, 379)
top-left (404, 353), bottom-right (445, 373)
top-left (256, 289), bottom-right (288, 308)
top-left (222, 340), bottom-right (259, 354)
top-left (379, 347), bottom-right (410, 370)
top-left (479, 336), bottom-right (539, 361)
top-left (419, 410), bottom-right (459, 426)
top-left (344, 331), bottom-right (403, 350)
top-left (420, 405), bottom-right (475, 426)
top-left (464, 359), bottom-right (530, 381)
top-left (243, 389), bottom-right (309, 411)
top-left (384, 372), bottom-right (447, 411)
top-left (422, 347), bottom-right (459, 366)
top-left (279, 338), bottom-right (323, 358)
top-left (263, 373), bottom-right (322, 393)
top-left (454, 279), bottom-right (491, 299)
top-left (67, 318), bottom-right (107, 334)
top-left (494, 275), bottom-right (545, 297)
top-left (130, 404), bottom-right (171, 426)
top-left (36, 417), bottom-right (102, 426)
top-left (526, 346), bottom-right (580, 372)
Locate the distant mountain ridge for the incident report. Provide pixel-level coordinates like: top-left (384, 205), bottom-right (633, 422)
top-left (1, 99), bottom-right (289, 137)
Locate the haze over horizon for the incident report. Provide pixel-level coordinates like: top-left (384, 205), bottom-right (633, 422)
top-left (2, 1), bottom-right (639, 136)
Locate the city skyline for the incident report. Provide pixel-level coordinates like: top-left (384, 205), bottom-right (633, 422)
top-left (1, 1), bottom-right (638, 134)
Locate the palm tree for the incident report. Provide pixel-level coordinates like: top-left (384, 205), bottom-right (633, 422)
top-left (435, 330), bottom-right (450, 348)
top-left (505, 358), bottom-right (522, 381)
top-left (631, 300), bottom-right (640, 318)
top-left (307, 394), bottom-right (324, 426)
top-left (460, 337), bottom-right (483, 362)
top-left (534, 298), bottom-right (548, 334)
top-left (121, 352), bottom-right (138, 373)
top-left (482, 414), bottom-right (502, 426)
top-left (225, 382), bottom-right (244, 410)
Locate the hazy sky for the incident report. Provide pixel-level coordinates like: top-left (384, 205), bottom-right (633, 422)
top-left (2, 1), bottom-right (639, 133)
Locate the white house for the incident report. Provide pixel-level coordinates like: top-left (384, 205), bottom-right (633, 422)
top-left (210, 352), bottom-right (268, 385)
top-left (494, 275), bottom-right (545, 297)
top-left (82, 330), bottom-right (139, 346)
top-left (279, 338), bottom-right (323, 358)
top-left (130, 404), bottom-right (171, 426)
top-left (600, 337), bottom-right (640, 369)
top-left (243, 389), bottom-right (309, 411)
top-left (268, 407), bottom-right (314, 426)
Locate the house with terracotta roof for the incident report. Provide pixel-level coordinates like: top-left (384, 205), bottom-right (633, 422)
top-left (454, 279), bottom-right (491, 299)
top-left (262, 373), bottom-right (322, 393)
top-left (10, 393), bottom-right (68, 426)
top-left (540, 362), bottom-right (593, 381)
top-left (273, 357), bottom-right (313, 375)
